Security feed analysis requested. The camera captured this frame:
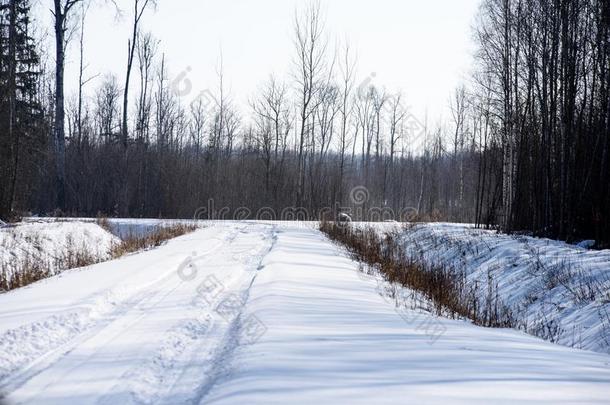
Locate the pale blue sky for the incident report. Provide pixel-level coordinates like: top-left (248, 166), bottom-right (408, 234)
top-left (35, 0), bottom-right (481, 123)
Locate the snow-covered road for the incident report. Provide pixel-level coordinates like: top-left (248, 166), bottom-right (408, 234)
top-left (1, 222), bottom-right (609, 404)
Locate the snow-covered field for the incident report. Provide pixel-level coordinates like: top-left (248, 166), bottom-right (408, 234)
top-left (393, 223), bottom-right (610, 354)
top-left (1, 221), bottom-right (609, 404)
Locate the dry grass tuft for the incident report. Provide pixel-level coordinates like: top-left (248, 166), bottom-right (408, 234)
top-left (110, 223), bottom-right (198, 258)
top-left (0, 238), bottom-right (101, 292)
top-left (95, 213), bottom-right (113, 233)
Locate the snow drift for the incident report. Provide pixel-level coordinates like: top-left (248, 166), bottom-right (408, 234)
top-left (395, 223), bottom-right (610, 353)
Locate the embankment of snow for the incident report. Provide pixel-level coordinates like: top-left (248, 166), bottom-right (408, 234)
top-left (0, 221), bottom-right (119, 290)
top-left (397, 223), bottom-right (610, 353)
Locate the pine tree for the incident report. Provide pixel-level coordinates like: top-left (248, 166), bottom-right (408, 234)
top-left (0, 0), bottom-right (45, 220)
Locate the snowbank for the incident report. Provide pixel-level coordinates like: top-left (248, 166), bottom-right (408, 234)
top-left (396, 223), bottom-right (610, 353)
top-left (0, 221), bottom-right (119, 290)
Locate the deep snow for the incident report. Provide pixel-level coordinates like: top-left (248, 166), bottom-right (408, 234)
top-left (0, 221), bottom-right (609, 404)
top-left (393, 223), bottom-right (610, 354)
top-left (0, 221), bottom-right (119, 288)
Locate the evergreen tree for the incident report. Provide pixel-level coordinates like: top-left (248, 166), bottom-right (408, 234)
top-left (0, 0), bottom-right (45, 220)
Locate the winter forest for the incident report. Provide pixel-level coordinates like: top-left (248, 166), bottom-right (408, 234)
top-left (0, 0), bottom-right (609, 245)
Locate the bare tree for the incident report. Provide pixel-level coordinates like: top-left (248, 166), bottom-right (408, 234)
top-left (251, 76), bottom-right (292, 198)
top-left (337, 43), bottom-right (356, 204)
top-left (354, 86), bottom-right (373, 174)
top-left (293, 1), bottom-right (328, 207)
top-left (387, 93), bottom-right (405, 204)
top-left (76, 1), bottom-right (98, 144)
top-left (189, 97), bottom-right (207, 154)
top-left (371, 86), bottom-right (388, 161)
top-left (94, 74), bottom-right (121, 140)
top-left (449, 85), bottom-right (468, 219)
top-left (52, 0), bottom-right (83, 210)
top-left (121, 0), bottom-right (155, 148)
top-left (135, 31), bottom-right (157, 143)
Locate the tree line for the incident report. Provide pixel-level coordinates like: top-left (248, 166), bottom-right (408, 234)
top-left (472, 0), bottom-right (610, 244)
top-left (0, 0), bottom-right (608, 245)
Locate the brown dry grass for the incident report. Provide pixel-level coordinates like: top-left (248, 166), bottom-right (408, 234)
top-left (320, 220), bottom-right (515, 328)
top-left (110, 223), bottom-right (198, 258)
top-left (1, 239), bottom-right (101, 292)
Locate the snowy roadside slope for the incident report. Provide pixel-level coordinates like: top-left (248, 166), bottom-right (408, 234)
top-left (0, 221), bottom-right (119, 285)
top-left (394, 223), bottom-right (610, 353)
top-left (203, 225), bottom-right (610, 404)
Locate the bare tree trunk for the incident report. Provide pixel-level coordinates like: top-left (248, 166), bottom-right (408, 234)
top-left (122, 0), bottom-right (154, 148)
top-left (293, 2), bottom-right (326, 208)
top-left (53, 0), bottom-right (77, 212)
top-left (6, 0), bottom-right (18, 215)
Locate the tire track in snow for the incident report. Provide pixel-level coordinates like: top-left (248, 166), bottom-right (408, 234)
top-left (4, 266), bottom-right (196, 404)
top-left (0, 226), bottom-right (235, 399)
top-left (94, 223), bottom-right (276, 405)
top-left (189, 224), bottom-right (278, 405)
top-left (0, 265), bottom-right (185, 395)
top-left (2, 223), bottom-right (276, 404)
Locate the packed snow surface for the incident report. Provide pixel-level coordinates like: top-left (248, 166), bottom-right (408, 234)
top-left (0, 221), bottom-right (609, 404)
